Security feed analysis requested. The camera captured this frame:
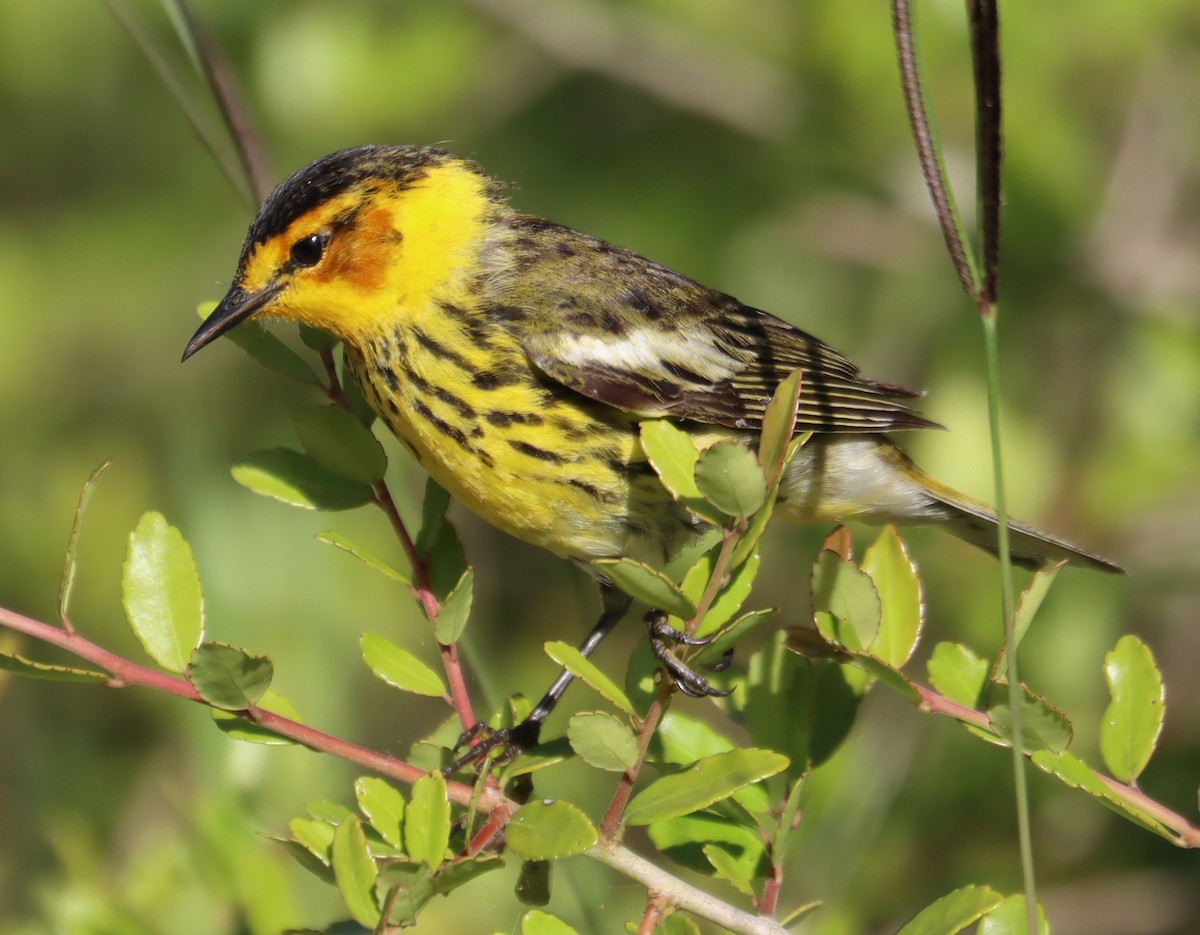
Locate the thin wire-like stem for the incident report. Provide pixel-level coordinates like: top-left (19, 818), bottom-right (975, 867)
top-left (102, 0), bottom-right (252, 206)
top-left (167, 0), bottom-right (272, 202)
top-left (891, 0), bottom-right (980, 298)
top-left (892, 1), bottom-right (1037, 928)
top-left (968, 0), bottom-right (1002, 302)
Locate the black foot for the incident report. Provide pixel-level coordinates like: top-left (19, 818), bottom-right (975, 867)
top-left (644, 610), bottom-right (733, 699)
top-left (442, 718), bottom-right (542, 776)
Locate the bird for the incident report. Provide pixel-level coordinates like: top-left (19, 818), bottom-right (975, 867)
top-left (184, 144), bottom-right (1120, 754)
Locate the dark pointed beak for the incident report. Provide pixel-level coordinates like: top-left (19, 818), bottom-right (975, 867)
top-left (182, 280), bottom-right (284, 361)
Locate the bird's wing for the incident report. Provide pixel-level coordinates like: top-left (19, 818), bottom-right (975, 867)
top-left (516, 233), bottom-right (938, 434)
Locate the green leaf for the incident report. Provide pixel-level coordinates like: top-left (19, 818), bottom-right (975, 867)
top-left (294, 405), bottom-right (387, 483)
top-left (702, 844), bottom-right (755, 898)
top-left (646, 813), bottom-right (766, 879)
top-left (693, 551), bottom-right (760, 638)
top-left (331, 815), bottom-right (380, 928)
top-left (758, 368), bottom-right (803, 483)
top-left (0, 652), bottom-right (107, 683)
top-left (432, 854), bottom-right (505, 895)
top-left (851, 652), bottom-right (921, 703)
top-left (308, 799), bottom-right (354, 824)
top-left (405, 773), bottom-right (450, 867)
top-left (693, 441), bottom-right (767, 519)
top-left (639, 421), bottom-right (726, 525)
top-left (58, 459), bottom-right (110, 625)
top-left (1031, 750), bottom-right (1183, 842)
top-left (639, 420), bottom-right (702, 498)
top-left (896, 884), bottom-right (1005, 935)
top-left (219, 314), bottom-right (322, 386)
top-left (211, 687), bottom-right (302, 744)
top-left (566, 711), bottom-right (639, 772)
top-left (654, 711), bottom-right (735, 764)
top-left (625, 748), bottom-right (789, 825)
top-left (122, 512), bottom-right (204, 672)
top-left (355, 777), bottom-right (405, 848)
top-left (506, 800), bottom-right (597, 860)
top-left (289, 816), bottom-right (335, 865)
top-left (520, 910), bottom-right (580, 935)
top-left (1101, 635), bottom-right (1165, 784)
top-left (316, 530), bottom-right (411, 584)
top-left (417, 479), bottom-right (468, 599)
top-left (861, 526), bottom-right (922, 667)
top-left (591, 558), bottom-right (696, 620)
top-left (927, 642), bottom-right (988, 708)
top-left (340, 347), bottom-right (378, 426)
top-left (433, 568), bottom-right (474, 644)
top-left (415, 478), bottom-right (453, 554)
top-left (298, 323), bottom-right (337, 350)
top-left (811, 550), bottom-right (880, 651)
top-left (987, 686), bottom-right (1072, 754)
top-left (693, 608), bottom-right (777, 666)
top-left (231, 448), bottom-right (374, 510)
top-left (361, 632), bottom-right (447, 698)
top-left (996, 563), bottom-right (1061, 680)
top-left (979, 896), bottom-right (1049, 935)
top-left (376, 862), bottom-right (435, 925)
top-left (544, 640), bottom-right (635, 717)
top-left (187, 642), bottom-right (273, 710)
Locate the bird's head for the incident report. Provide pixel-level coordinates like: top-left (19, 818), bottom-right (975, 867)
top-left (183, 144), bottom-right (501, 360)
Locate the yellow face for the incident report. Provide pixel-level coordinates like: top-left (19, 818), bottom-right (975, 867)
top-left (184, 155), bottom-right (496, 358)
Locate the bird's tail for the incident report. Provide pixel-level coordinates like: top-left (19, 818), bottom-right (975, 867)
top-left (915, 470), bottom-right (1123, 574)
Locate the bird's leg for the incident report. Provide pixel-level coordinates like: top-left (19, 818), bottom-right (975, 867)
top-left (444, 584), bottom-right (632, 774)
top-left (644, 610), bottom-right (733, 699)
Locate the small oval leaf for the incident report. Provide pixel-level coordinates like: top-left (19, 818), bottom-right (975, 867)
top-left (316, 530), bottom-right (411, 584)
top-left (361, 632), bottom-right (447, 698)
top-left (927, 642), bottom-right (988, 708)
top-left (294, 405), bottom-right (387, 483)
top-left (0, 651), bottom-right (108, 683)
top-left (811, 550), bottom-right (881, 651)
top-left (1101, 635), bottom-right (1165, 784)
top-left (187, 642), bottom-right (273, 710)
top-left (896, 884), bottom-right (1005, 935)
top-left (520, 909), bottom-right (581, 935)
top-left (433, 568), bottom-right (474, 644)
top-left (405, 773), bottom-right (451, 867)
top-left (231, 448), bottom-right (374, 510)
top-left (331, 815), bottom-right (380, 928)
top-left (567, 711), bottom-right (639, 772)
top-left (591, 558), bottom-right (696, 620)
top-left (122, 512), bottom-right (204, 672)
top-left (861, 526), bottom-right (923, 667)
top-left (693, 441), bottom-right (767, 518)
top-left (506, 799), bottom-right (597, 860)
top-left (219, 314), bottom-right (323, 387)
top-left (544, 640), bottom-right (635, 717)
top-left (211, 687), bottom-right (302, 744)
top-left (624, 748), bottom-right (789, 825)
top-left (355, 776), bottom-right (406, 848)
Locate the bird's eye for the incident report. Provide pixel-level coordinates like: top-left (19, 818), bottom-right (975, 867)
top-left (290, 233), bottom-right (327, 268)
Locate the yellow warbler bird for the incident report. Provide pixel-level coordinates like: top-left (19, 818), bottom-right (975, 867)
top-left (184, 145), bottom-right (1119, 746)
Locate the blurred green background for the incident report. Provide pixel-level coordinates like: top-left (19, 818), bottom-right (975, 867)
top-left (1, 1), bottom-right (1198, 932)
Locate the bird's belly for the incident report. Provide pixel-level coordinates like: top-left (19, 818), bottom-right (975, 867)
top-left (350, 350), bottom-right (699, 566)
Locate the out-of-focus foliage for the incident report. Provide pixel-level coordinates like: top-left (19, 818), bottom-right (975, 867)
top-left (0, 1), bottom-right (1196, 932)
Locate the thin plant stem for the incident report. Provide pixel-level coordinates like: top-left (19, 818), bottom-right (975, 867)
top-left (892, 1), bottom-right (1037, 928)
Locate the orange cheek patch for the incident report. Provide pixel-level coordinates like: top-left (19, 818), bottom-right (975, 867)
top-left (320, 205), bottom-right (395, 294)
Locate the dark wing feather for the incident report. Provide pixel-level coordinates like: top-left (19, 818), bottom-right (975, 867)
top-left (510, 219), bottom-right (940, 435)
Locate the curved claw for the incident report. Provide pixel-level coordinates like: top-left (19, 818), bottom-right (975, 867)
top-left (644, 610), bottom-right (733, 699)
top-left (443, 719), bottom-right (541, 776)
